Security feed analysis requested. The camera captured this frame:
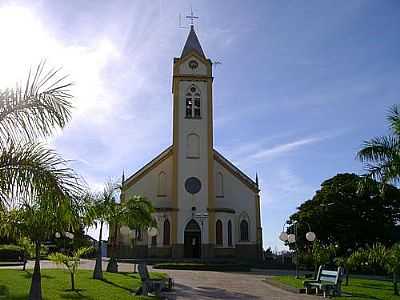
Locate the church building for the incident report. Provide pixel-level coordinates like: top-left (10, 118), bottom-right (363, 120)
top-left (116, 25), bottom-right (262, 261)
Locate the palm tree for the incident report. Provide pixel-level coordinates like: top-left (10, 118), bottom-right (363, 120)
top-left (49, 246), bottom-right (93, 291)
top-left (91, 181), bottom-right (119, 280)
top-left (357, 105), bottom-right (400, 184)
top-left (0, 62), bottom-right (84, 300)
top-left (106, 195), bottom-right (154, 273)
top-left (0, 198), bottom-right (84, 300)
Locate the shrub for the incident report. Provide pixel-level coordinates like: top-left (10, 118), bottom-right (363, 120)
top-left (0, 244), bottom-right (25, 261)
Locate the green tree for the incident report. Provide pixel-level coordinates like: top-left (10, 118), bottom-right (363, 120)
top-left (385, 243), bottom-right (400, 295)
top-left (0, 198), bottom-right (84, 300)
top-left (107, 195), bottom-right (154, 273)
top-left (289, 173), bottom-right (400, 254)
top-left (358, 105), bottom-right (400, 184)
top-left (0, 63), bottom-right (75, 207)
top-left (311, 241), bottom-right (335, 277)
top-left (49, 247), bottom-right (93, 291)
top-left (0, 62), bottom-right (85, 300)
top-left (90, 182), bottom-right (119, 280)
top-left (17, 236), bottom-right (35, 271)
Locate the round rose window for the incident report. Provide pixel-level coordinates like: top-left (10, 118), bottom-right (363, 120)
top-left (185, 177), bottom-right (201, 194)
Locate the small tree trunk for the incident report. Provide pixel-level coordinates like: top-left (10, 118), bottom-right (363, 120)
top-left (106, 222), bottom-right (118, 273)
top-left (28, 241), bottom-right (42, 300)
top-left (93, 221), bottom-right (104, 280)
top-left (23, 256), bottom-right (27, 271)
top-left (71, 273), bottom-right (75, 291)
top-left (394, 273), bottom-right (399, 296)
top-left (346, 273), bottom-right (349, 286)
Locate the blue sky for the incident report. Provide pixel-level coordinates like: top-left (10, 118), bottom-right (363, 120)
top-left (0, 0), bottom-right (399, 251)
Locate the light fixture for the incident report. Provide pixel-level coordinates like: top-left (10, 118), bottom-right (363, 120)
top-left (279, 232), bottom-right (288, 242)
top-left (306, 231), bottom-right (316, 242)
top-left (287, 234), bottom-right (296, 244)
top-left (148, 227), bottom-right (158, 237)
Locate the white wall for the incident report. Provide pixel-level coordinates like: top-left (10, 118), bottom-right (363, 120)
top-left (214, 159), bottom-right (258, 244)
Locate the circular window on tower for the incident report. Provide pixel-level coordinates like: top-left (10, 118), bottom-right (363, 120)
top-left (188, 60), bottom-right (198, 70)
top-left (185, 177), bottom-right (201, 194)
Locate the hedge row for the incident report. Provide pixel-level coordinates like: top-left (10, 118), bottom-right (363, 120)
top-left (0, 245), bottom-right (25, 261)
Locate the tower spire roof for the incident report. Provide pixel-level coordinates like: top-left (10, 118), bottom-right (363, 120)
top-left (181, 25), bottom-right (205, 58)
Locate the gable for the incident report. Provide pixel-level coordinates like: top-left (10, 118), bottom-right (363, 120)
top-left (124, 146), bottom-right (173, 190)
top-left (213, 149), bottom-right (259, 193)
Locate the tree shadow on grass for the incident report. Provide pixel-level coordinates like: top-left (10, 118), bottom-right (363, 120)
top-left (339, 293), bottom-right (381, 300)
top-left (352, 281), bottom-right (393, 291)
top-left (58, 289), bottom-right (94, 300)
top-left (0, 285), bottom-right (9, 298)
top-left (22, 270), bottom-right (54, 279)
top-left (101, 278), bottom-right (135, 294)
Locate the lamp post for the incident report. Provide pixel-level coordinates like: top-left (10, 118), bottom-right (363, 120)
top-left (279, 221), bottom-right (316, 279)
top-left (194, 212), bottom-right (208, 260)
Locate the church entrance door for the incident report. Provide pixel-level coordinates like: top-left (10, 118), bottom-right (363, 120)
top-left (184, 219), bottom-right (201, 258)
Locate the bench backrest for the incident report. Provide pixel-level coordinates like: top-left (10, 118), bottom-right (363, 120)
top-left (317, 267), bottom-right (343, 285)
top-left (138, 263), bottom-right (149, 281)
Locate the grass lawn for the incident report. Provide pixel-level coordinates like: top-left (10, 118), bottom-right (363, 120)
top-left (272, 275), bottom-right (400, 300)
top-left (0, 268), bottom-right (165, 299)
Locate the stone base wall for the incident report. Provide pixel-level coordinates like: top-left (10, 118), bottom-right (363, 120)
top-left (215, 247), bottom-right (235, 258)
top-left (148, 247), bottom-right (172, 258)
top-left (116, 243), bottom-right (262, 261)
top-left (171, 244), bottom-right (184, 258)
top-left (235, 244), bottom-right (259, 261)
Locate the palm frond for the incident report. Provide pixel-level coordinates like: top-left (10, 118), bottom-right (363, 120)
top-left (0, 141), bottom-right (84, 207)
top-left (387, 105), bottom-right (400, 137)
top-left (0, 61), bottom-right (72, 146)
top-left (357, 136), bottom-right (400, 163)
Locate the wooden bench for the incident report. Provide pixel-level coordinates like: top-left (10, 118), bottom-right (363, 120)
top-left (303, 266), bottom-right (344, 298)
top-left (136, 263), bottom-right (175, 299)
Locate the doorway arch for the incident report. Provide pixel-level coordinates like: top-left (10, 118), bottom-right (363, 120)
top-left (184, 219), bottom-right (201, 258)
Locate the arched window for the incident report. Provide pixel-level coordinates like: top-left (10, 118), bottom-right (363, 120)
top-left (228, 220), bottom-right (232, 246)
top-left (240, 220), bottom-right (249, 241)
top-left (185, 85), bottom-right (201, 118)
top-left (187, 133), bottom-right (200, 158)
top-left (157, 171), bottom-right (167, 196)
top-left (163, 219), bottom-right (170, 246)
top-left (216, 172), bottom-right (224, 197)
top-left (216, 220), bottom-right (223, 246)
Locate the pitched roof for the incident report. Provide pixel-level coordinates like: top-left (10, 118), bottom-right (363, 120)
top-left (213, 149), bottom-right (259, 193)
top-left (123, 146), bottom-right (173, 189)
top-left (181, 25), bottom-right (205, 58)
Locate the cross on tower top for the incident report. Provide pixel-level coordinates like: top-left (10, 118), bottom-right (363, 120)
top-left (186, 7), bottom-right (199, 27)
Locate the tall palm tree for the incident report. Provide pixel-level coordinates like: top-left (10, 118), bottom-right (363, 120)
top-left (358, 105), bottom-right (400, 184)
top-left (0, 62), bottom-right (84, 300)
top-left (106, 195), bottom-right (154, 273)
top-left (91, 181), bottom-right (119, 280)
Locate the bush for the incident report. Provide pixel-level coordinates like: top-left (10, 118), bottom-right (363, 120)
top-left (0, 244), bottom-right (25, 261)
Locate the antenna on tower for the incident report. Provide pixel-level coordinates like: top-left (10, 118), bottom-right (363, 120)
top-left (178, 7), bottom-right (199, 30)
top-left (212, 61), bottom-right (222, 69)
top-left (178, 13), bottom-right (189, 29)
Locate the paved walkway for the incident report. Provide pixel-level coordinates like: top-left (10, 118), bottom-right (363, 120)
top-left (3, 260), bottom-right (318, 299)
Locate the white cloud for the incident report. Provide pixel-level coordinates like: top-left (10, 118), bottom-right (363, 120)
top-left (250, 136), bottom-right (322, 160)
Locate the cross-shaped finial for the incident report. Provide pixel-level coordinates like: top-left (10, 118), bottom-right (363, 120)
top-left (186, 7), bottom-right (198, 27)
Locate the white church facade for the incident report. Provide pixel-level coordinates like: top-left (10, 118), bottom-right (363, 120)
top-left (115, 25), bottom-right (262, 261)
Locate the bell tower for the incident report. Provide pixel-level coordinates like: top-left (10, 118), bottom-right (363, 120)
top-left (171, 25), bottom-right (215, 258)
